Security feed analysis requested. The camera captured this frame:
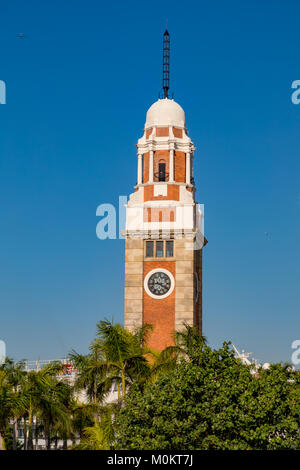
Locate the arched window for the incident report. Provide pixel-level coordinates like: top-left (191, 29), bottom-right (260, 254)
top-left (158, 162), bottom-right (166, 181)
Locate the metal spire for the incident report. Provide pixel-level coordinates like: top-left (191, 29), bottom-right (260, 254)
top-left (162, 29), bottom-right (170, 98)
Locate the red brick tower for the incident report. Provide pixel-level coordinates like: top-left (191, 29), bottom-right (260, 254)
top-left (123, 32), bottom-right (205, 351)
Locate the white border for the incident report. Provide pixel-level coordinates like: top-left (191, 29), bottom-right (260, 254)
top-left (144, 268), bottom-right (175, 300)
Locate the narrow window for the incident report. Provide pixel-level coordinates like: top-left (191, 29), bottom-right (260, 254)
top-left (166, 241), bottom-right (174, 257)
top-left (156, 241), bottom-right (164, 257)
top-left (158, 163), bottom-right (166, 182)
top-left (146, 241), bottom-right (154, 257)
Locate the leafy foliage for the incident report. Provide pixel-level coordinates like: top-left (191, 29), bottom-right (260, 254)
top-left (115, 339), bottom-right (300, 450)
top-left (1, 321), bottom-right (299, 450)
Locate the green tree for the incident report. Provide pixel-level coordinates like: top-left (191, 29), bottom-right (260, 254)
top-left (71, 320), bottom-right (154, 450)
top-left (0, 359), bottom-right (27, 450)
top-left (150, 323), bottom-right (207, 381)
top-left (71, 402), bottom-right (95, 441)
top-left (115, 332), bottom-right (300, 450)
top-left (0, 369), bottom-right (12, 450)
top-left (36, 372), bottom-right (73, 450)
top-left (19, 362), bottom-right (72, 450)
top-left (69, 344), bottom-right (110, 422)
top-left (95, 320), bottom-right (153, 399)
top-left (3, 426), bottom-right (23, 450)
top-left (50, 380), bottom-right (74, 449)
top-left (73, 403), bottom-right (117, 450)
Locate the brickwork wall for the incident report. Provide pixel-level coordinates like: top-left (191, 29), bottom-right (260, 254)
top-left (125, 238), bottom-right (203, 349)
top-left (173, 127), bottom-right (183, 138)
top-left (144, 184), bottom-right (179, 202)
top-left (143, 152), bottom-right (149, 183)
top-left (143, 260), bottom-right (176, 351)
top-left (156, 127), bottom-right (169, 137)
top-left (174, 151), bottom-right (186, 183)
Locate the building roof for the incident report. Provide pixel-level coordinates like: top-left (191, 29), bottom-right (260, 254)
top-left (145, 98), bottom-right (186, 129)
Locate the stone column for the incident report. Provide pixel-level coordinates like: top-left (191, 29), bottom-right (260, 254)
top-left (175, 237), bottom-right (195, 331)
top-left (137, 154), bottom-right (143, 185)
top-left (186, 152), bottom-right (191, 185)
top-left (124, 237), bottom-right (144, 331)
top-left (149, 150), bottom-right (154, 183)
top-left (169, 148), bottom-right (174, 182)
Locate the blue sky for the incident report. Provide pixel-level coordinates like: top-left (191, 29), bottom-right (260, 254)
top-left (0, 0), bottom-right (299, 364)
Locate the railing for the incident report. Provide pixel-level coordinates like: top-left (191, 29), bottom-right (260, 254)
top-left (20, 358), bottom-right (72, 372)
top-left (154, 172), bottom-right (169, 182)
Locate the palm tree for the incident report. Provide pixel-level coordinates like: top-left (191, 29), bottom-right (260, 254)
top-left (49, 379), bottom-right (74, 449)
top-left (71, 401), bottom-right (95, 443)
top-left (173, 323), bottom-right (207, 359)
top-left (73, 402), bottom-right (118, 450)
top-left (37, 372), bottom-right (73, 450)
top-left (0, 359), bottom-right (26, 449)
top-left (71, 320), bottom-right (153, 407)
top-left (95, 319), bottom-right (153, 399)
top-left (69, 320), bottom-right (155, 449)
top-left (74, 421), bottom-right (109, 450)
top-left (151, 323), bottom-right (207, 379)
top-left (69, 344), bottom-right (110, 422)
top-left (0, 368), bottom-right (11, 450)
top-left (0, 359), bottom-right (28, 450)
top-left (3, 360), bottom-right (26, 450)
top-left (20, 361), bottom-right (69, 450)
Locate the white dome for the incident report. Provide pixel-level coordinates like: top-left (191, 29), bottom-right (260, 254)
top-left (145, 98), bottom-right (186, 129)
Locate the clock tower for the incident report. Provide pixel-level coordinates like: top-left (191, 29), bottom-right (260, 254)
top-left (123, 31), bottom-right (206, 351)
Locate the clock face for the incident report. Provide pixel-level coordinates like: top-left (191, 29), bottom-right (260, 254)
top-left (148, 271), bottom-right (171, 296)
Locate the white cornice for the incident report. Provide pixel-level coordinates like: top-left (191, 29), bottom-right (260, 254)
top-left (137, 141), bottom-right (195, 153)
top-left (121, 229), bottom-right (197, 240)
top-left (127, 200), bottom-right (196, 208)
